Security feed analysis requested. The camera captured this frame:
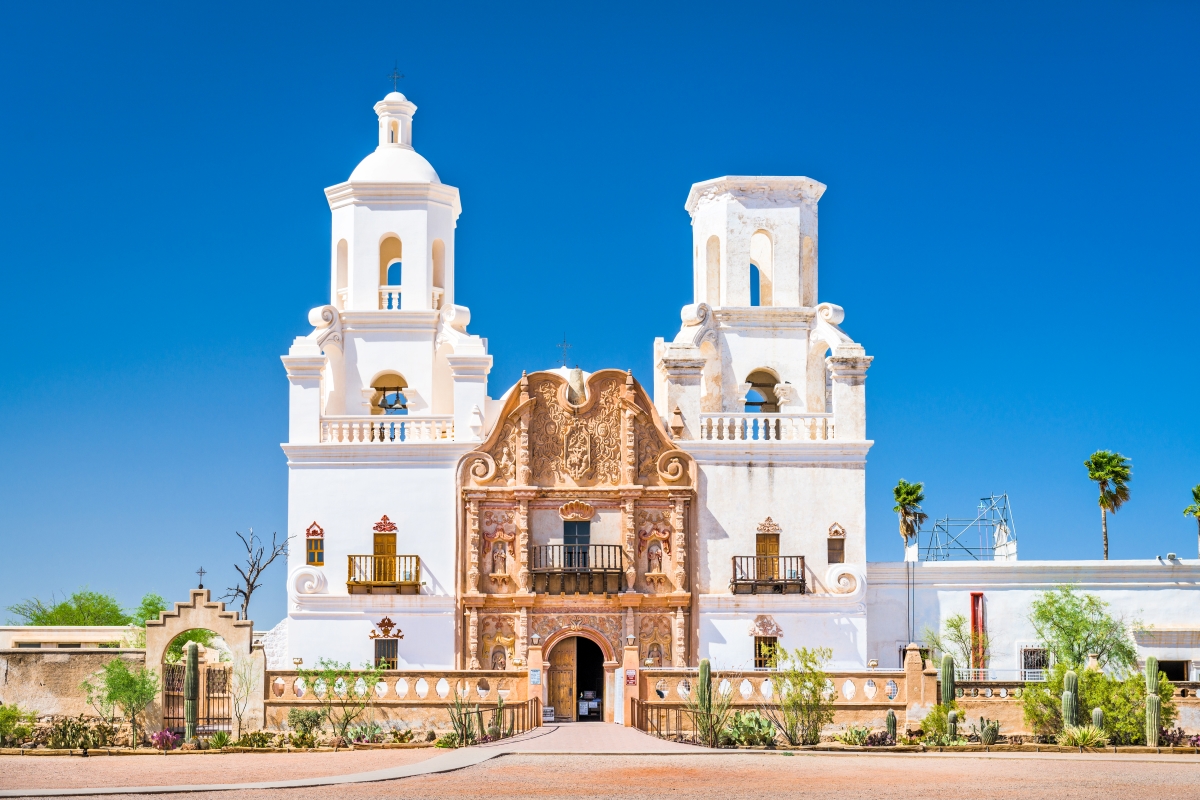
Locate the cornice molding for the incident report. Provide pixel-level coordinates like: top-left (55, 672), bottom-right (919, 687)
top-left (282, 442), bottom-right (472, 467)
top-left (679, 440), bottom-right (873, 466)
top-left (340, 311), bottom-right (442, 335)
top-left (324, 181), bottom-right (462, 215)
top-left (685, 176), bottom-right (827, 215)
top-left (697, 593), bottom-right (867, 614)
top-left (867, 560), bottom-right (1200, 588)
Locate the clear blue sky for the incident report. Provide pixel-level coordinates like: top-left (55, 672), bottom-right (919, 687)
top-left (2, 1), bottom-right (1197, 629)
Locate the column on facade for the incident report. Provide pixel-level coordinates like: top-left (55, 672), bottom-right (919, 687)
top-left (516, 491), bottom-right (535, 592)
top-left (468, 607), bottom-right (480, 669)
top-left (517, 605), bottom-right (529, 665)
top-left (621, 493), bottom-right (638, 591)
top-left (516, 373), bottom-right (532, 486)
top-left (670, 493), bottom-right (688, 593)
top-left (672, 605), bottom-right (686, 667)
top-left (827, 345), bottom-right (873, 440)
top-left (657, 348), bottom-right (705, 440)
top-left (466, 494), bottom-right (483, 594)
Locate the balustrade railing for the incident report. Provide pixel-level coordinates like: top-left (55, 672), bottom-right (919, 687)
top-left (531, 545), bottom-right (625, 594)
top-left (730, 555), bottom-right (806, 594)
top-left (321, 416), bottom-right (454, 443)
top-left (698, 413), bottom-right (834, 442)
top-left (379, 286), bottom-right (402, 310)
top-left (347, 555), bottom-right (421, 588)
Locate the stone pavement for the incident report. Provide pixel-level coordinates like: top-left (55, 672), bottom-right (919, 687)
top-left (0, 724), bottom-right (698, 797)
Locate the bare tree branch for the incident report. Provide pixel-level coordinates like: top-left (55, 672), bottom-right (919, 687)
top-left (221, 528), bottom-right (289, 620)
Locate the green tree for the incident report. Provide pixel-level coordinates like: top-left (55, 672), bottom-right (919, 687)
top-left (760, 646), bottom-right (837, 745)
top-left (0, 704), bottom-right (37, 746)
top-left (1023, 662), bottom-right (1174, 743)
top-left (95, 658), bottom-right (160, 747)
top-left (165, 630), bottom-right (218, 663)
top-left (921, 614), bottom-right (990, 671)
top-left (1183, 484), bottom-right (1200, 559)
top-left (132, 594), bottom-right (167, 625)
top-left (892, 479), bottom-right (928, 548)
top-left (295, 659), bottom-right (386, 739)
top-left (7, 588), bottom-right (131, 626)
top-left (1028, 585), bottom-right (1137, 671)
top-left (1084, 450), bottom-right (1131, 560)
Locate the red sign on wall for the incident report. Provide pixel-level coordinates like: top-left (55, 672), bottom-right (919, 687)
top-left (625, 669), bottom-right (637, 686)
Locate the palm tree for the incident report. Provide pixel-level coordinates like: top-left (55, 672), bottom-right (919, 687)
top-left (1184, 484), bottom-right (1200, 559)
top-left (893, 479), bottom-right (928, 549)
top-left (1084, 450), bottom-right (1131, 560)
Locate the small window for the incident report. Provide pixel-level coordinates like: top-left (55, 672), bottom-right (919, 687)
top-left (16, 642), bottom-right (41, 648)
top-left (1157, 660), bottom-right (1189, 683)
top-left (375, 639), bottom-right (398, 669)
top-left (744, 370), bottom-right (780, 413)
top-left (827, 537), bottom-right (845, 564)
top-left (1022, 647), bottom-right (1048, 680)
top-left (754, 636), bottom-right (778, 670)
top-left (306, 538), bottom-right (324, 566)
top-left (57, 643), bottom-right (82, 648)
top-left (564, 520), bottom-right (590, 568)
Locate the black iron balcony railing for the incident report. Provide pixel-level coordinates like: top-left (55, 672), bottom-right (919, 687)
top-left (730, 555), bottom-right (805, 594)
top-left (347, 555), bottom-right (421, 594)
top-left (531, 545), bottom-right (625, 594)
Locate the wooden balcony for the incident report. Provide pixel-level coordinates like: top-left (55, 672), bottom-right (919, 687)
top-left (730, 555), bottom-right (805, 594)
top-left (531, 545), bottom-right (625, 594)
top-left (347, 555), bottom-right (421, 594)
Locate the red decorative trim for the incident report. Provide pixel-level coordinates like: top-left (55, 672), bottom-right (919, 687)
top-left (306, 522), bottom-right (324, 538)
top-left (373, 515), bottom-right (397, 533)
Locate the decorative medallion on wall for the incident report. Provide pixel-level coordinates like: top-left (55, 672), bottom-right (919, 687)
top-left (559, 500), bottom-right (595, 521)
top-left (369, 617), bottom-right (404, 639)
top-left (828, 522), bottom-right (846, 537)
top-left (748, 615), bottom-right (784, 638)
top-left (757, 517), bottom-right (782, 536)
top-left (373, 515), bottom-right (398, 533)
top-left (306, 522), bottom-right (324, 538)
top-left (637, 509), bottom-right (673, 554)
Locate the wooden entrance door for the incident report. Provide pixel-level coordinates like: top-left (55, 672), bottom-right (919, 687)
top-left (374, 533), bottom-right (396, 582)
top-left (547, 638), bottom-right (577, 721)
top-left (756, 533), bottom-right (780, 580)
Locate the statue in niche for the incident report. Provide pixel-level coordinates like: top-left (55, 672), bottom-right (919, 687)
top-left (491, 541), bottom-right (507, 575)
top-left (647, 541), bottom-right (663, 574)
top-left (647, 643), bottom-right (663, 668)
top-left (491, 647), bottom-right (506, 670)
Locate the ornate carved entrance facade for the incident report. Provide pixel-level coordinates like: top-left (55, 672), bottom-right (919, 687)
top-left (456, 369), bottom-right (697, 696)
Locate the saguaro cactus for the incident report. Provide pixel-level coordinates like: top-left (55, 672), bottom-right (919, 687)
top-left (183, 641), bottom-right (199, 744)
top-left (1145, 656), bottom-right (1161, 746)
top-left (947, 710), bottom-right (958, 741)
top-left (886, 709), bottom-right (897, 741)
top-left (940, 654), bottom-right (955, 707)
top-left (698, 658), bottom-right (712, 714)
top-left (1092, 707), bottom-right (1105, 729)
top-left (1061, 669), bottom-right (1079, 728)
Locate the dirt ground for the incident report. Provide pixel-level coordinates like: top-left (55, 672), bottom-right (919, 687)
top-left (0, 748), bottom-right (439, 791)
top-left (6, 751), bottom-right (1200, 799)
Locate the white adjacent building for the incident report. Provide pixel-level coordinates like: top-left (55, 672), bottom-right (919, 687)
top-left (274, 91), bottom-right (1200, 719)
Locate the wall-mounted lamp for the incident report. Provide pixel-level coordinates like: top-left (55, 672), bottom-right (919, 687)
top-left (293, 657), bottom-right (303, 667)
top-left (626, 634), bottom-right (636, 646)
top-left (530, 632), bottom-right (541, 646)
top-left (867, 659), bottom-right (878, 670)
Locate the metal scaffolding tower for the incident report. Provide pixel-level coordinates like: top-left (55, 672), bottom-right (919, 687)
top-left (920, 493), bottom-right (1018, 561)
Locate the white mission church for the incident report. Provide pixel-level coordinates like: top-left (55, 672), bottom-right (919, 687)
top-left (271, 91), bottom-right (1200, 721)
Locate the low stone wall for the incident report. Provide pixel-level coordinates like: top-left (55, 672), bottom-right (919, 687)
top-left (0, 649), bottom-right (146, 718)
top-left (262, 669), bottom-right (533, 735)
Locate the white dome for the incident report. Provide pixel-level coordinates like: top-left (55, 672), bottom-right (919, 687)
top-left (349, 146), bottom-right (440, 184)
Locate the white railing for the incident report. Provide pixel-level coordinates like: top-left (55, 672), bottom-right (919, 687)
top-left (379, 286), bottom-right (402, 310)
top-left (954, 668), bottom-right (1046, 683)
top-left (697, 413), bottom-right (835, 442)
top-left (320, 416), bottom-right (454, 443)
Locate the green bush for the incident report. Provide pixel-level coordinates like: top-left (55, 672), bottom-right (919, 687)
top-left (835, 725), bottom-right (871, 746)
top-left (434, 732), bottom-right (458, 748)
top-left (722, 710), bottom-right (776, 747)
top-left (1023, 663), bottom-right (1175, 744)
top-left (49, 716), bottom-right (90, 749)
top-left (0, 704), bottom-right (37, 746)
top-left (1058, 724), bottom-right (1109, 747)
top-left (287, 708), bottom-right (323, 737)
top-left (208, 731), bottom-right (231, 749)
top-left (234, 730), bottom-right (275, 748)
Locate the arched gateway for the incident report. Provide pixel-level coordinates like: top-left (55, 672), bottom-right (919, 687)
top-left (457, 368), bottom-right (697, 721)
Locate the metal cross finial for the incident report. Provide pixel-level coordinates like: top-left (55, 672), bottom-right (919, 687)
top-left (557, 336), bottom-right (572, 368)
top-left (196, 566), bottom-right (206, 589)
top-left (387, 63), bottom-right (404, 92)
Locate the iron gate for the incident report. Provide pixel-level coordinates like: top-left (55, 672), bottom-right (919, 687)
top-left (162, 663), bottom-right (232, 735)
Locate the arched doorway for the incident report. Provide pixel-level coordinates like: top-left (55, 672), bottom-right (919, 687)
top-left (545, 636), bottom-right (606, 722)
top-left (161, 628), bottom-right (232, 737)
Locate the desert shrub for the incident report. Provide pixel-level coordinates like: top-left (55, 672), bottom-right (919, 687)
top-left (1057, 725), bottom-right (1109, 747)
top-left (721, 710), bottom-right (776, 747)
top-left (0, 704), bottom-right (37, 746)
top-left (49, 716), bottom-right (90, 749)
top-left (1159, 727), bottom-right (1188, 746)
top-left (388, 726), bottom-right (414, 743)
top-left (348, 721), bottom-right (383, 743)
top-left (835, 725), bottom-right (871, 745)
top-left (234, 730), bottom-right (275, 748)
top-left (208, 731), bottom-right (231, 749)
top-left (434, 732), bottom-right (458, 748)
top-left (863, 730), bottom-right (895, 747)
top-left (761, 647), bottom-right (837, 746)
top-left (287, 708), bottom-right (323, 737)
top-left (151, 730), bottom-right (179, 751)
top-left (1023, 663), bottom-right (1174, 744)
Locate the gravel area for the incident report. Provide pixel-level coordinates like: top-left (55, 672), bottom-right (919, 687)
top-left (14, 751), bottom-right (1200, 800)
top-left (0, 749), bottom-right (439, 791)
